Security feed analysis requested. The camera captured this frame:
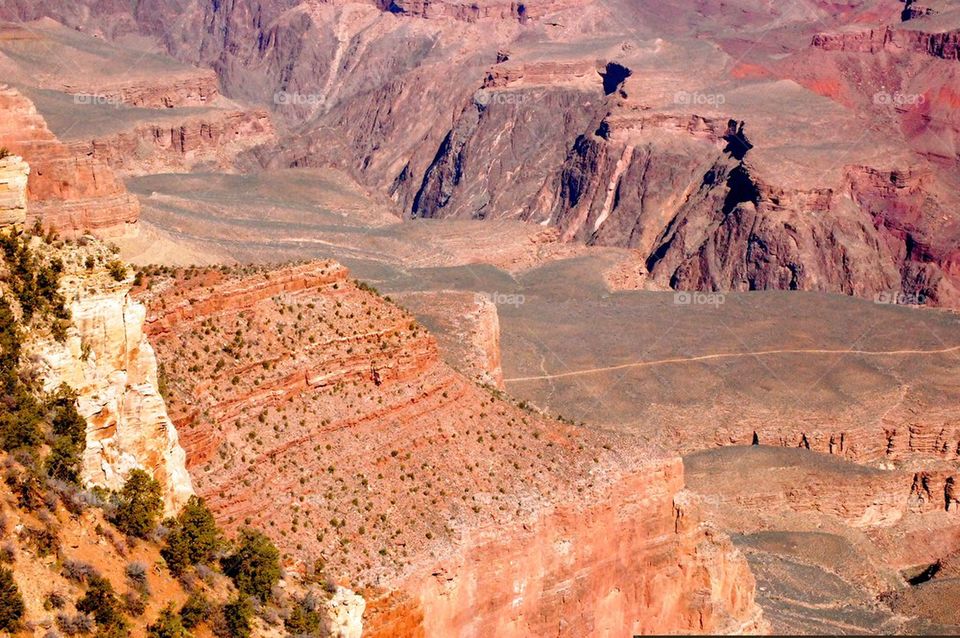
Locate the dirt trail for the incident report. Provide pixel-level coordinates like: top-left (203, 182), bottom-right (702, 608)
top-left (504, 345), bottom-right (960, 382)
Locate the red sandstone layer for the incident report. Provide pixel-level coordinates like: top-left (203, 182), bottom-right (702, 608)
top-left (138, 261), bottom-right (766, 636)
top-left (0, 83), bottom-right (139, 237)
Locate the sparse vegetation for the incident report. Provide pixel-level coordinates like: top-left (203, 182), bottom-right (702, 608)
top-left (284, 593), bottom-right (323, 635)
top-left (76, 574), bottom-right (126, 634)
top-left (106, 259), bottom-right (128, 282)
top-left (179, 591), bottom-right (210, 629)
top-left (222, 528), bottom-right (281, 601)
top-left (110, 469), bottom-right (164, 538)
top-left (218, 596), bottom-right (252, 638)
top-left (0, 567), bottom-right (25, 632)
top-left (146, 604), bottom-right (190, 638)
top-left (162, 495), bottom-right (222, 574)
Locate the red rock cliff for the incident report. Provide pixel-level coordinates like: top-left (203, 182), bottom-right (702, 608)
top-left (139, 261), bottom-right (766, 636)
top-left (0, 84), bottom-right (139, 237)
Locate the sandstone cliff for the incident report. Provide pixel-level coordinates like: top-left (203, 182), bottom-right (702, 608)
top-left (22, 241), bottom-right (193, 515)
top-left (0, 84), bottom-right (139, 237)
top-left (139, 261), bottom-right (766, 636)
top-left (0, 154), bottom-right (29, 227)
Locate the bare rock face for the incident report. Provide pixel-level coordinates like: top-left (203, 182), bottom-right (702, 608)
top-left (2, 1), bottom-right (959, 308)
top-left (684, 445), bottom-right (960, 634)
top-left (378, 461), bottom-right (765, 637)
top-left (27, 248), bottom-right (193, 515)
top-left (391, 290), bottom-right (505, 389)
top-left (0, 84), bottom-right (139, 237)
top-left (66, 108), bottom-right (275, 177)
top-left (140, 261), bottom-right (765, 636)
top-left (325, 586), bottom-right (366, 638)
top-left (0, 154), bottom-right (29, 227)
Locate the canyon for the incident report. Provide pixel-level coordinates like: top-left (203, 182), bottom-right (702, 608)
top-left (0, 0), bottom-right (958, 635)
top-left (0, 83), bottom-right (140, 237)
top-left (135, 261), bottom-right (766, 635)
top-left (7, 0), bottom-right (958, 306)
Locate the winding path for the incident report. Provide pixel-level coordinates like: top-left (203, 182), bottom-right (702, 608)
top-left (504, 344), bottom-right (960, 383)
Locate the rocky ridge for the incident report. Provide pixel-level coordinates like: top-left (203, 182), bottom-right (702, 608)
top-left (11, 238), bottom-right (195, 514)
top-left (137, 261), bottom-right (766, 636)
top-left (64, 108), bottom-right (275, 177)
top-left (0, 84), bottom-right (139, 237)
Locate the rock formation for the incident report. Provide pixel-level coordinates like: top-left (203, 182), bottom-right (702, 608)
top-left (0, 84), bottom-right (139, 237)
top-left (138, 261), bottom-right (766, 635)
top-left (25, 242), bottom-right (193, 514)
top-left (66, 108), bottom-right (275, 177)
top-left (0, 153), bottom-right (29, 227)
top-left (391, 290), bottom-right (505, 389)
top-left (684, 446), bottom-right (960, 633)
top-left (27, 0), bottom-right (954, 306)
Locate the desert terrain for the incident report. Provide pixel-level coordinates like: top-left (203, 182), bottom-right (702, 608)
top-left (0, 0), bottom-right (958, 635)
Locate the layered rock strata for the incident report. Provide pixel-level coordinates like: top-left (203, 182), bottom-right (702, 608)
top-left (0, 153), bottom-right (29, 226)
top-left (24, 244), bottom-right (193, 514)
top-left (0, 84), bottom-right (139, 237)
top-left (139, 261), bottom-right (765, 636)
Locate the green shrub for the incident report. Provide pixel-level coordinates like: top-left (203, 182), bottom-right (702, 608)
top-left (111, 469), bottom-right (163, 538)
top-left (284, 595), bottom-right (323, 636)
top-left (76, 575), bottom-right (124, 629)
top-left (220, 596), bottom-right (252, 638)
top-left (50, 386), bottom-right (86, 446)
top-left (162, 496), bottom-right (222, 574)
top-left (179, 591), bottom-right (210, 629)
top-left (0, 384), bottom-right (43, 452)
top-left (45, 435), bottom-right (82, 484)
top-left (106, 260), bottom-right (128, 282)
top-left (0, 232), bottom-right (67, 323)
top-left (147, 604), bottom-right (190, 638)
top-left (221, 529), bottom-right (280, 601)
top-left (0, 567), bottom-right (25, 631)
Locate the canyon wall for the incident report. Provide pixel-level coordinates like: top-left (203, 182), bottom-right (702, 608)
top-left (79, 69), bottom-right (222, 109)
top-left (140, 261), bottom-right (765, 636)
top-left (3, 2), bottom-right (960, 308)
top-left (380, 460), bottom-right (764, 637)
top-left (0, 84), bottom-right (139, 237)
top-left (811, 25), bottom-right (960, 60)
top-left (67, 108), bottom-right (275, 177)
top-left (25, 246), bottom-right (193, 514)
top-left (0, 153), bottom-right (29, 227)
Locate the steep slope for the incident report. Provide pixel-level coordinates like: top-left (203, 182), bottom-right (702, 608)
top-left (0, 153), bottom-right (29, 226)
top-left (684, 446), bottom-right (960, 634)
top-left (0, 20), bottom-right (277, 177)
top-left (137, 261), bottom-right (766, 635)
top-left (12, 0), bottom-right (959, 306)
top-left (0, 228), bottom-right (193, 514)
top-left (0, 84), bottom-right (139, 237)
